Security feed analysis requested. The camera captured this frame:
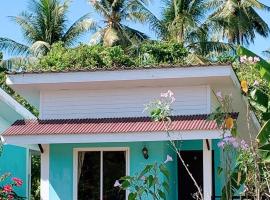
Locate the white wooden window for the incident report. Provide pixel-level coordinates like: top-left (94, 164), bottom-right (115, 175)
top-left (73, 147), bottom-right (129, 200)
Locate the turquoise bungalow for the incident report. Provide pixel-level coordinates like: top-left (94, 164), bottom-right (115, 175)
top-left (0, 88), bottom-right (36, 198)
top-left (2, 64), bottom-right (259, 200)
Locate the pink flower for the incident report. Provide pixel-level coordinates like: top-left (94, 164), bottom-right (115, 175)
top-left (217, 141), bottom-right (225, 148)
top-left (240, 55), bottom-right (247, 63)
top-left (253, 80), bottom-right (259, 86)
top-left (160, 92), bottom-right (168, 98)
top-left (240, 140), bottom-right (249, 150)
top-left (140, 176), bottom-right (146, 181)
top-left (114, 180), bottom-right (121, 187)
top-left (164, 155), bottom-right (173, 163)
top-left (253, 57), bottom-right (260, 63)
top-left (3, 185), bottom-right (12, 193)
top-left (248, 56), bottom-right (253, 62)
top-left (12, 177), bottom-right (23, 187)
top-left (216, 91), bottom-right (222, 99)
top-left (7, 195), bottom-right (14, 200)
top-left (167, 90), bottom-right (174, 97)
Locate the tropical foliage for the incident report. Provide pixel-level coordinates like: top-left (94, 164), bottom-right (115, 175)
top-left (0, 0), bottom-right (95, 57)
top-left (208, 0), bottom-right (270, 45)
top-left (117, 162), bottom-right (171, 200)
top-left (27, 41), bottom-right (190, 72)
top-left (88, 0), bottom-right (159, 47)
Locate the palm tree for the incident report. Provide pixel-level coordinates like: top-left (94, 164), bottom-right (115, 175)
top-left (208, 0), bottom-right (270, 45)
top-left (160, 0), bottom-right (209, 43)
top-left (88, 0), bottom-right (159, 47)
top-left (159, 0), bottom-right (234, 60)
top-left (0, 0), bottom-right (96, 57)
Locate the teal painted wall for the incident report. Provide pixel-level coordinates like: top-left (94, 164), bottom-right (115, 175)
top-left (0, 145), bottom-right (28, 197)
top-left (49, 140), bottom-right (223, 200)
top-left (0, 118), bottom-right (28, 198)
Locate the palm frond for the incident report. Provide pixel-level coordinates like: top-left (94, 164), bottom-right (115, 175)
top-left (30, 41), bottom-right (51, 57)
top-left (63, 13), bottom-right (97, 46)
top-left (1, 57), bottom-right (38, 72)
top-left (121, 24), bottom-right (149, 41)
top-left (0, 38), bottom-right (30, 56)
top-left (89, 29), bottom-right (105, 45)
top-left (263, 49), bottom-right (270, 59)
top-left (186, 41), bottom-right (235, 56)
top-left (9, 12), bottom-right (38, 44)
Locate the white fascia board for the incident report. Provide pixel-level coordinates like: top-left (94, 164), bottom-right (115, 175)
top-left (0, 88), bottom-right (36, 120)
top-left (6, 66), bottom-right (232, 86)
top-left (3, 130), bottom-right (228, 145)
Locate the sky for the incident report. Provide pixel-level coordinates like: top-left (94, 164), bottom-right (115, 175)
top-left (0, 0), bottom-right (270, 59)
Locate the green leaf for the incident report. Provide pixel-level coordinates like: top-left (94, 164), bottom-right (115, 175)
top-left (259, 143), bottom-right (270, 151)
top-left (139, 164), bottom-right (153, 178)
top-left (162, 181), bottom-right (170, 193)
top-left (250, 88), bottom-right (268, 112)
top-left (262, 113), bottom-right (270, 121)
top-left (158, 189), bottom-right (166, 200)
top-left (217, 167), bottom-right (223, 175)
top-left (121, 180), bottom-right (130, 189)
top-left (159, 164), bottom-right (169, 180)
top-left (128, 192), bottom-right (137, 200)
top-left (148, 175), bottom-right (154, 187)
top-left (257, 120), bottom-right (270, 145)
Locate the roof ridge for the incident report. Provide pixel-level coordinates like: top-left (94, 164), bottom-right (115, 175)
top-left (7, 63), bottom-right (232, 75)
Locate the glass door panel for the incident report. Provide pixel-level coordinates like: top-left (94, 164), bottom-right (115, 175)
top-left (78, 151), bottom-right (101, 200)
top-left (103, 151), bottom-right (126, 200)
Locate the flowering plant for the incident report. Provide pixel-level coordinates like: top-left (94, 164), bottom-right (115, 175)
top-left (144, 90), bottom-right (175, 122)
top-left (144, 90), bottom-right (204, 200)
top-left (208, 92), bottom-right (237, 136)
top-left (0, 174), bottom-right (24, 200)
top-left (116, 156), bottom-right (173, 200)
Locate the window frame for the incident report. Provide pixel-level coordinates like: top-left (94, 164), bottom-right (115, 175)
top-left (73, 147), bottom-right (130, 200)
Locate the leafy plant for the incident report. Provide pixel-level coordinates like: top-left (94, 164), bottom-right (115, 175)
top-left (117, 162), bottom-right (171, 200)
top-left (27, 42), bottom-right (193, 72)
top-left (0, 173), bottom-right (25, 200)
top-left (134, 41), bottom-right (188, 64)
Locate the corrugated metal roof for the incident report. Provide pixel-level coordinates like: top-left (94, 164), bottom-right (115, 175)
top-left (3, 114), bottom-right (238, 136)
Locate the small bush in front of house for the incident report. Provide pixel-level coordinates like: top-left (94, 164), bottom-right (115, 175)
top-left (115, 158), bottom-right (172, 200)
top-left (0, 173), bottom-right (24, 200)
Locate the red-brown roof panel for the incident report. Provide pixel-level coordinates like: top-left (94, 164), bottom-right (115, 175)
top-left (3, 114), bottom-right (238, 136)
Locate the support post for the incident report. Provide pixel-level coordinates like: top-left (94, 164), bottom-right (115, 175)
top-left (41, 144), bottom-right (49, 200)
top-left (203, 139), bottom-right (212, 200)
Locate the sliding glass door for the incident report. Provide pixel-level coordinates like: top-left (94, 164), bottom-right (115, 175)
top-left (76, 149), bottom-right (127, 200)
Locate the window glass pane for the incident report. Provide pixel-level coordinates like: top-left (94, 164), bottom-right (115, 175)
top-left (78, 151), bottom-right (100, 200)
top-left (103, 151), bottom-right (126, 200)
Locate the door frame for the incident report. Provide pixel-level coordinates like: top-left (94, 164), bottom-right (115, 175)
top-left (73, 147), bottom-right (130, 200)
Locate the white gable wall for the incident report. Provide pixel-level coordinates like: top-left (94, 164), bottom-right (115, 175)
top-left (40, 85), bottom-right (210, 119)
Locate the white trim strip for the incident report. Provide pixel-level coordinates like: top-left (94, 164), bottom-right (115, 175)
top-left (203, 140), bottom-right (212, 200)
top-left (6, 66), bottom-right (232, 86)
top-left (40, 144), bottom-right (49, 200)
top-left (73, 147), bottom-right (130, 200)
top-left (0, 88), bottom-right (36, 119)
top-left (4, 130), bottom-right (229, 145)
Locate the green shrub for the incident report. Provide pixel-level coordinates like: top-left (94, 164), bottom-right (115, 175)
top-left (27, 42), bottom-right (189, 72)
top-left (133, 41), bottom-right (188, 64)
